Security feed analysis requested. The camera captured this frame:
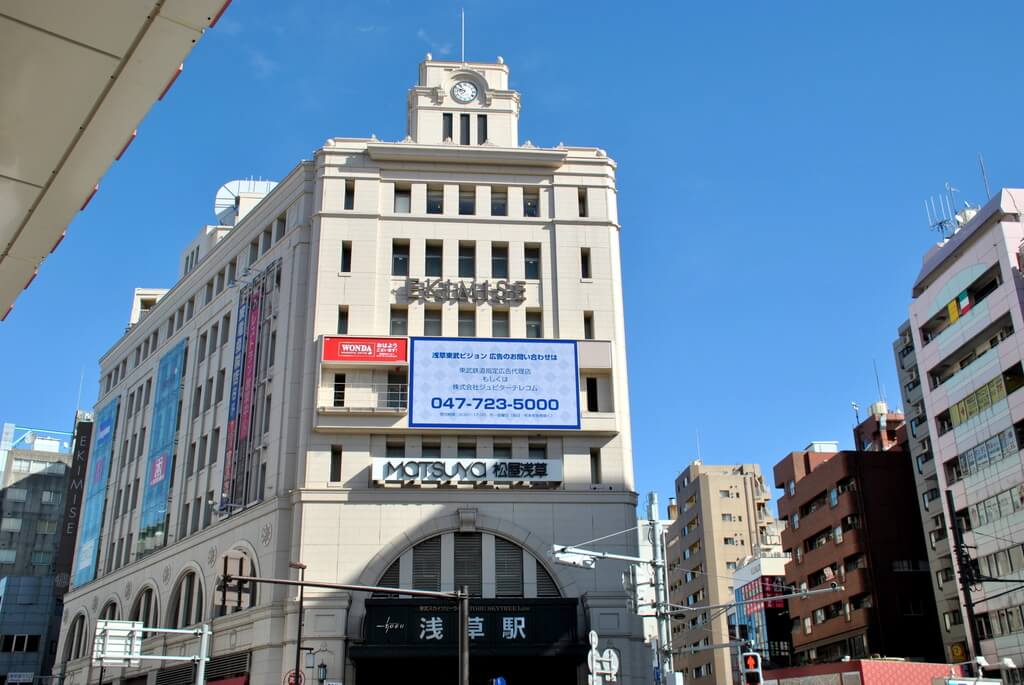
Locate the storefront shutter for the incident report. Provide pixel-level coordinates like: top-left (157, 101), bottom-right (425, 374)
top-left (536, 562), bottom-right (560, 597)
top-left (454, 533), bottom-right (482, 596)
top-left (495, 537), bottom-right (523, 597)
top-left (413, 536), bottom-right (442, 591)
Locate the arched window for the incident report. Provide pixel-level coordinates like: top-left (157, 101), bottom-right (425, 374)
top-left (130, 587), bottom-right (158, 637)
top-left (99, 601), bottom-right (119, 621)
top-left (373, 532), bottom-right (561, 598)
top-left (63, 613), bottom-right (89, 661)
top-left (215, 549), bottom-right (257, 617)
top-left (168, 571), bottom-right (204, 628)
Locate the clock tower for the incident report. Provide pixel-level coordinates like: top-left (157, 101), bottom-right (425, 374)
top-left (407, 55), bottom-right (521, 147)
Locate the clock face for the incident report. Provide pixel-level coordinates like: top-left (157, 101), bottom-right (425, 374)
top-left (452, 81), bottom-right (478, 103)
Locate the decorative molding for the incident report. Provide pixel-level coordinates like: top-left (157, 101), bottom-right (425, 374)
top-left (458, 508), bottom-right (478, 532)
top-left (124, 580), bottom-right (132, 599)
top-left (260, 522), bottom-right (273, 547)
top-left (91, 595), bottom-right (99, 611)
top-left (208, 545), bottom-right (219, 567)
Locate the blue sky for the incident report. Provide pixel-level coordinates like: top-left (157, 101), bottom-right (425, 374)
top-left (4, 0), bottom-right (1024, 516)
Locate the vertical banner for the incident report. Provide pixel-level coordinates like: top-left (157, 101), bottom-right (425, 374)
top-left (56, 416), bottom-right (93, 593)
top-left (138, 340), bottom-right (186, 553)
top-left (221, 288), bottom-right (249, 504)
top-left (72, 400), bottom-right (118, 588)
top-left (229, 283), bottom-right (264, 505)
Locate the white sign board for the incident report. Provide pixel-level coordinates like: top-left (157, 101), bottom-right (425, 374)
top-left (371, 457), bottom-right (562, 483)
top-left (93, 619), bottom-right (143, 667)
top-left (7, 674), bottom-right (34, 684)
top-left (409, 338), bottom-right (580, 429)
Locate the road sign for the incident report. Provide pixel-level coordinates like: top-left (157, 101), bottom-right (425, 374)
top-left (285, 669), bottom-right (305, 685)
top-left (92, 620), bottom-right (143, 667)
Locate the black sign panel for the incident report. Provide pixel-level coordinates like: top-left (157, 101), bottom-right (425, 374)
top-left (54, 417), bottom-right (93, 594)
top-left (364, 598), bottom-right (578, 649)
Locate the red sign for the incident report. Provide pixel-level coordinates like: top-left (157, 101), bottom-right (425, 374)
top-left (323, 336), bottom-right (407, 363)
top-left (284, 671), bottom-right (304, 685)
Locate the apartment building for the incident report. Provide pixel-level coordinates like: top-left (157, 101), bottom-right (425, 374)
top-left (57, 56), bottom-right (646, 685)
top-left (0, 421), bottom-right (76, 682)
top-left (899, 188), bottom-right (1024, 678)
top-left (726, 521), bottom-right (791, 679)
top-left (894, 319), bottom-right (970, 663)
top-left (773, 427), bottom-right (943, 665)
top-left (666, 462), bottom-right (775, 684)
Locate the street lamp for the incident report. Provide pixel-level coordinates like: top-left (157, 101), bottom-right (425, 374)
top-left (317, 662), bottom-right (327, 685)
top-left (289, 561), bottom-right (307, 685)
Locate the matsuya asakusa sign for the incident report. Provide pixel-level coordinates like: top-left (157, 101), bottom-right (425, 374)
top-left (371, 457), bottom-right (562, 483)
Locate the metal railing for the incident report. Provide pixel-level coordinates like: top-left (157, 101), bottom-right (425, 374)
top-left (328, 382), bottom-right (408, 411)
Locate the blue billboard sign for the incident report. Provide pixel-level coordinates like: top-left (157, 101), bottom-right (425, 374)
top-left (408, 338), bottom-right (580, 429)
top-left (138, 340), bottom-right (186, 553)
top-left (71, 398), bottom-right (118, 587)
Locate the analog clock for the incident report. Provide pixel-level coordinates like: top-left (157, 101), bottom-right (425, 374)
top-left (451, 81), bottom-right (478, 103)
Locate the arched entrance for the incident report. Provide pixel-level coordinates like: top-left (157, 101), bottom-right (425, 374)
top-left (350, 531), bottom-right (586, 684)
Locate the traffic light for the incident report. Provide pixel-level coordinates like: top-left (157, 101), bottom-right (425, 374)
top-left (741, 651), bottom-right (763, 684)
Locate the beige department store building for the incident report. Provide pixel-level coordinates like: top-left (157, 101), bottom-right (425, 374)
top-left (57, 56), bottom-right (646, 685)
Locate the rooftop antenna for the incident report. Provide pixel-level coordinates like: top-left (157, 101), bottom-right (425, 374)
top-left (979, 153), bottom-right (992, 198)
top-left (851, 402), bottom-right (860, 426)
top-left (925, 183), bottom-right (958, 239)
top-left (872, 359), bottom-right (886, 404)
top-left (460, 8), bottom-right (465, 63)
top-left (695, 429), bottom-right (702, 462)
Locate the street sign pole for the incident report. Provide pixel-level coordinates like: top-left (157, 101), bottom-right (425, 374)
top-left (459, 585), bottom-right (470, 685)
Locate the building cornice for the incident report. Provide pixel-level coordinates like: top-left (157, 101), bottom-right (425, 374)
top-left (365, 142), bottom-right (568, 168)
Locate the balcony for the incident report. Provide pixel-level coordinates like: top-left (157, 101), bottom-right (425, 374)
top-left (318, 382), bottom-right (408, 414)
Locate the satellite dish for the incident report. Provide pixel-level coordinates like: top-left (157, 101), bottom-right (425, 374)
top-left (214, 179), bottom-right (277, 225)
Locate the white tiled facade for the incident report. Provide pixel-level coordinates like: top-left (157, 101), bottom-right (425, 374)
top-left (58, 58), bottom-right (645, 685)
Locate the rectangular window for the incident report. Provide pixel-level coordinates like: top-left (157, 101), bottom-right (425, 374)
top-left (459, 242), bottom-right (475, 277)
top-left (491, 187), bottom-right (508, 216)
top-left (198, 436), bottom-right (208, 471)
top-left (330, 446), bottom-right (343, 482)
top-left (344, 180), bottom-right (355, 210)
top-left (38, 519), bottom-right (57, 534)
top-left (340, 241), bottom-right (352, 273)
top-left (390, 307), bottom-right (408, 336)
top-left (459, 113), bottom-right (470, 145)
top-left (197, 333), bottom-right (207, 360)
top-left (216, 369), bottom-right (226, 403)
top-left (275, 215), bottom-right (286, 241)
top-left (394, 186), bottom-right (411, 213)
top-left (132, 478), bottom-right (139, 508)
top-left (581, 247), bottom-right (592, 278)
top-left (186, 442), bottom-right (196, 475)
top-left (6, 488), bottom-right (26, 502)
top-left (262, 394), bottom-right (272, 434)
top-left (427, 186), bottom-right (444, 214)
top-left (578, 188), bottom-right (588, 217)
top-left (528, 443), bottom-right (547, 460)
top-left (179, 504), bottom-right (190, 539)
top-left (586, 377), bottom-right (600, 412)
top-left (524, 246), bottom-right (541, 279)
top-left (477, 114), bottom-right (488, 144)
top-left (458, 309), bottom-right (476, 337)
top-left (590, 448), bottom-right (602, 484)
top-left (493, 444), bottom-right (512, 459)
top-left (526, 310), bottom-right (542, 339)
top-left (442, 113), bottom-right (453, 141)
top-left (31, 551), bottom-right (52, 565)
top-left (524, 189), bottom-right (540, 217)
top-left (333, 374), bottom-right (346, 407)
top-left (204, 281), bottom-right (213, 305)
top-left (424, 307), bottom-right (443, 336)
top-left (491, 243), bottom-right (509, 278)
top-left (337, 306), bottom-right (349, 334)
top-left (392, 240), bottom-right (410, 276)
top-left (459, 187), bottom-right (475, 215)
top-left (261, 228), bottom-right (272, 254)
top-left (191, 497), bottom-right (201, 533)
top-left (422, 443), bottom-right (441, 458)
top-left (203, 377), bottom-right (213, 410)
top-left (209, 324), bottom-right (219, 355)
top-left (492, 310), bottom-right (510, 338)
top-left (209, 428), bottom-right (219, 464)
top-left (425, 242), bottom-right (443, 277)
top-left (583, 312), bottom-right (595, 340)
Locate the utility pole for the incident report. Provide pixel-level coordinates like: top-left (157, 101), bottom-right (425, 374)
top-left (289, 561), bottom-right (307, 685)
top-left (648, 492), bottom-right (673, 676)
top-left (946, 489), bottom-right (983, 669)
